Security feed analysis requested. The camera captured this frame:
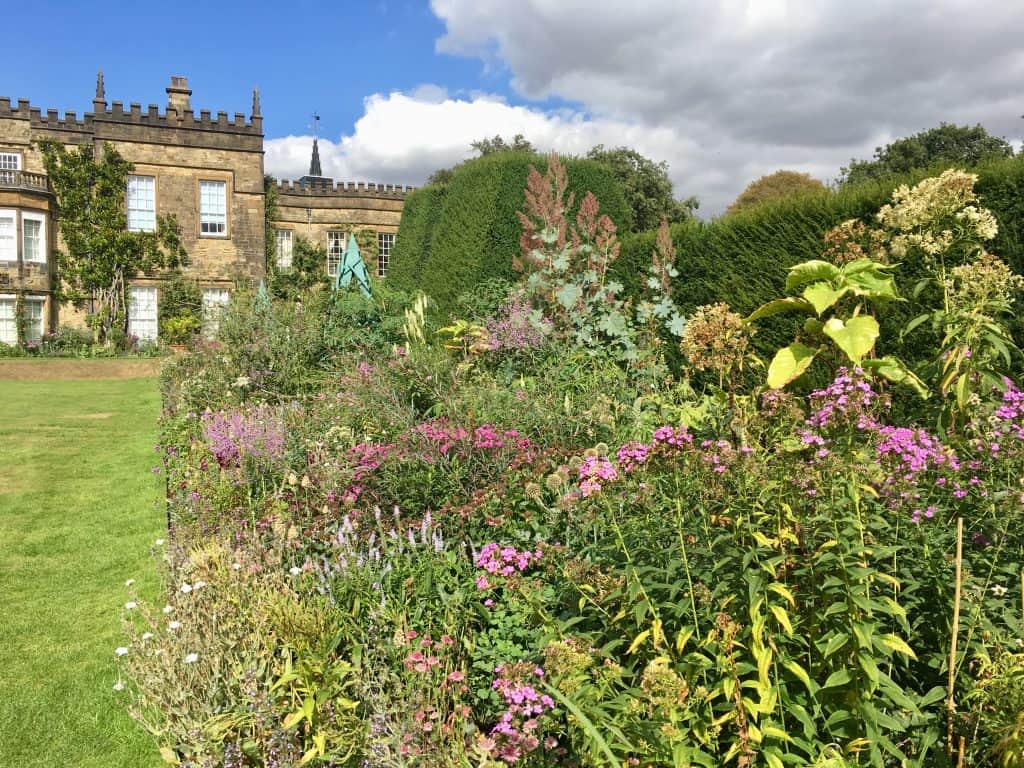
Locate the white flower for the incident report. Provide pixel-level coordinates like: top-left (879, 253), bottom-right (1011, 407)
top-left (141, 632), bottom-right (153, 641)
top-left (289, 566), bottom-right (302, 576)
top-left (115, 647), bottom-right (129, 657)
top-left (162, 604), bottom-right (173, 614)
top-left (192, 580), bottom-right (206, 590)
top-left (125, 579), bottom-right (135, 587)
top-left (180, 583), bottom-right (192, 594)
top-left (991, 584), bottom-right (1009, 597)
top-left (184, 652), bottom-right (199, 664)
top-left (112, 681), bottom-right (124, 691)
top-left (155, 539), bottom-right (165, 546)
top-left (232, 562), bottom-right (241, 571)
top-left (168, 621), bottom-right (181, 631)
top-left (124, 601), bottom-right (137, 610)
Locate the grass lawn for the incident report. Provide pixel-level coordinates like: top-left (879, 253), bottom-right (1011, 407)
top-left (0, 371), bottom-right (164, 767)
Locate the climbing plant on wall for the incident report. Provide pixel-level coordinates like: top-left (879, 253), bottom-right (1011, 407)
top-left (37, 139), bottom-right (187, 342)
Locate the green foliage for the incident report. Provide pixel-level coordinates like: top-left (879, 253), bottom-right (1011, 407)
top-left (616, 155), bottom-right (1024, 366)
top-left (37, 139), bottom-right (187, 342)
top-left (263, 174), bottom-right (279, 268)
top-left (749, 257), bottom-right (922, 394)
top-left (586, 144), bottom-right (697, 231)
top-left (471, 133), bottom-right (535, 157)
top-left (158, 272), bottom-right (202, 342)
top-left (388, 152), bottom-right (632, 317)
top-left (161, 315), bottom-right (201, 345)
top-left (140, 164), bottom-right (1024, 768)
top-left (269, 237), bottom-right (329, 299)
top-left (840, 122), bottom-right (1014, 186)
top-left (726, 169), bottom-right (828, 215)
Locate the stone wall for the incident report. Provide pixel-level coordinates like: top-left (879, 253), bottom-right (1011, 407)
top-left (0, 76), bottom-right (413, 339)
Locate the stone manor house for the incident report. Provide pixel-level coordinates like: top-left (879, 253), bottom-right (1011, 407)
top-left (0, 74), bottom-right (409, 345)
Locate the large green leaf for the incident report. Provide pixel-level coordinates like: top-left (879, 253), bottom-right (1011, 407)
top-left (803, 282), bottom-right (850, 316)
top-left (862, 356), bottom-right (929, 398)
top-left (786, 260), bottom-right (841, 292)
top-left (745, 297), bottom-right (814, 323)
top-left (555, 282), bottom-right (582, 310)
top-left (766, 343), bottom-right (818, 388)
top-left (842, 263), bottom-right (900, 301)
top-left (822, 316), bottom-right (879, 363)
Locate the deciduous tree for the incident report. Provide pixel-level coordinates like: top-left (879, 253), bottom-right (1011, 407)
top-left (586, 144), bottom-right (697, 231)
top-left (726, 170), bottom-right (826, 215)
top-left (839, 123), bottom-right (1014, 186)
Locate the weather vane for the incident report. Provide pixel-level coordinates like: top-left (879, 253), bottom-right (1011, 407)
top-left (312, 112), bottom-right (320, 139)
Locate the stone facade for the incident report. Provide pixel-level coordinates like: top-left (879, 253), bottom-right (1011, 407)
top-left (274, 177), bottom-right (406, 278)
top-left (0, 74), bottom-right (411, 344)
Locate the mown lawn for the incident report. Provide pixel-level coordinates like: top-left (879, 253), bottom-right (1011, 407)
top-left (0, 371), bottom-right (164, 767)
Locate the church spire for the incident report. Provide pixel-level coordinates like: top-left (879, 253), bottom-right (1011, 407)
top-left (309, 112), bottom-right (322, 177)
top-left (310, 140), bottom-right (322, 177)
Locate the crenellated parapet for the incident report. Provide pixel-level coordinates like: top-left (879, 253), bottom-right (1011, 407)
top-left (276, 179), bottom-right (413, 197)
top-left (0, 97), bottom-right (260, 135)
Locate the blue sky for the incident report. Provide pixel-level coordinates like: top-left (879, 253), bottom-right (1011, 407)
top-left (3, 1), bottom-right (1021, 214)
top-left (0, 1), bottom-right (507, 138)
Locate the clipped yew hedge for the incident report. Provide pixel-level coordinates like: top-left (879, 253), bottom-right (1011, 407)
top-left (616, 155), bottom-right (1024, 358)
top-left (389, 153), bottom-right (632, 315)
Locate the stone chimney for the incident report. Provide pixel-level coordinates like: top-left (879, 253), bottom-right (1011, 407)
top-left (166, 75), bottom-right (191, 114)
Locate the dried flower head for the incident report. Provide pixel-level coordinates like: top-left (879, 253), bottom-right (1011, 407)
top-left (822, 219), bottom-right (888, 265)
top-left (680, 303), bottom-right (751, 378)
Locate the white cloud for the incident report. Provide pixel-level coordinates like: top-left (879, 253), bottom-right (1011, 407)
top-left (269, 2), bottom-right (1024, 215)
top-left (265, 88), bottom-right (850, 214)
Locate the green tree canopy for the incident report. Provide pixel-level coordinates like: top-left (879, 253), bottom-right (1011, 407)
top-left (471, 133), bottom-right (535, 156)
top-left (726, 170), bottom-right (827, 215)
top-left (586, 144), bottom-right (698, 231)
top-left (427, 134), bottom-right (536, 186)
top-left (839, 122), bottom-right (1015, 186)
top-left (38, 139), bottom-right (186, 341)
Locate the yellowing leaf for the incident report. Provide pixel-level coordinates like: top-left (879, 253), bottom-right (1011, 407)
top-left (882, 633), bottom-right (918, 660)
top-left (761, 726), bottom-right (794, 743)
top-left (784, 660), bottom-right (814, 693)
top-left (803, 282), bottom-right (850, 316)
top-left (822, 316), bottom-right (879, 364)
top-left (159, 747), bottom-right (180, 765)
top-left (768, 583), bottom-right (796, 607)
top-left (627, 629), bottom-right (651, 655)
top-left (767, 343), bottom-right (818, 389)
top-left (651, 618), bottom-right (665, 649)
top-left (675, 628), bottom-right (694, 654)
top-left (770, 604), bottom-right (793, 635)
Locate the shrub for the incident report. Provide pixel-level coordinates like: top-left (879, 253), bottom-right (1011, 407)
top-left (388, 152), bottom-right (632, 317)
top-left (158, 272), bottom-right (203, 341)
top-left (616, 154), bottom-right (1024, 365)
top-left (137, 167), bottom-right (1024, 768)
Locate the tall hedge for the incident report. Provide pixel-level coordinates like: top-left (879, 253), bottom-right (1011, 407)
top-left (617, 155), bottom-right (1024, 357)
top-left (389, 152), bottom-right (632, 315)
